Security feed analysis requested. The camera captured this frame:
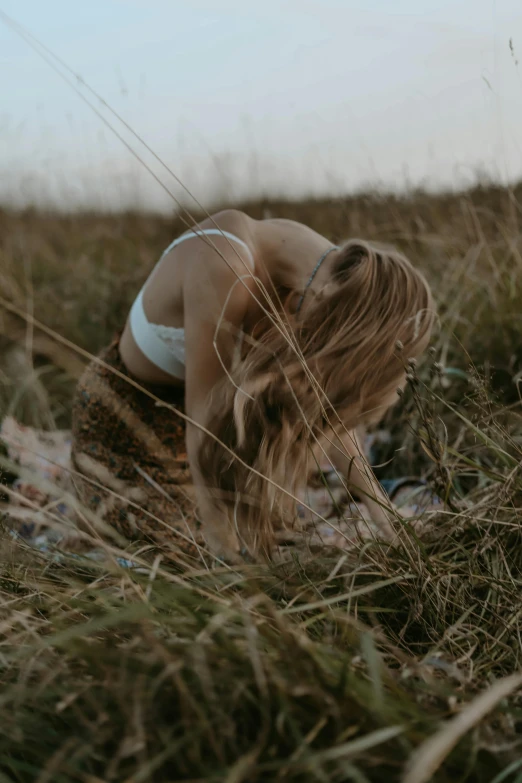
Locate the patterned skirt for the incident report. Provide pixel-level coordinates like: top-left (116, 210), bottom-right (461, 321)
top-left (70, 337), bottom-right (204, 561)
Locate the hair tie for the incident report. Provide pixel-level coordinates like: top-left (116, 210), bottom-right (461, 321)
top-left (295, 246), bottom-right (339, 315)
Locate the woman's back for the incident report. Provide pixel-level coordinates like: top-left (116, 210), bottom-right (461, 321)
top-left (118, 209), bottom-right (337, 386)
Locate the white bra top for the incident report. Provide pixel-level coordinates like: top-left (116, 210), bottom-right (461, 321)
top-left (129, 228), bottom-right (255, 380)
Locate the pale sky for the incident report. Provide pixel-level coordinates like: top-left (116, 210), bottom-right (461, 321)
top-left (1, 0), bottom-right (522, 211)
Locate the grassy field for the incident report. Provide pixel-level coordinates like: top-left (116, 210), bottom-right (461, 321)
top-left (0, 182), bottom-right (522, 781)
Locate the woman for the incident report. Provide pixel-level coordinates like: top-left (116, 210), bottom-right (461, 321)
top-left (71, 209), bottom-right (435, 562)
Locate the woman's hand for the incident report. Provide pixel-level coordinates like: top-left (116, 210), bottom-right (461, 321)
top-left (321, 427), bottom-right (396, 541)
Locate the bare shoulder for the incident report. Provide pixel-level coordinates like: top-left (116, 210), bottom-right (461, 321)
top-left (194, 209), bottom-right (315, 249)
top-left (194, 209), bottom-right (311, 246)
top-left (263, 215), bottom-right (330, 241)
top-left (197, 208), bottom-right (256, 237)
top-left (183, 210), bottom-right (258, 316)
top-left (183, 210), bottom-right (256, 266)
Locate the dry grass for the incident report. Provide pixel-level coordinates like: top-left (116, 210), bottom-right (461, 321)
top-left (0, 182), bottom-right (522, 781)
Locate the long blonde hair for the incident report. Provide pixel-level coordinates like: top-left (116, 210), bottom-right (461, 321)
top-left (198, 240), bottom-right (435, 557)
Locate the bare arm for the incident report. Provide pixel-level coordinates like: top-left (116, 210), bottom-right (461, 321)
top-left (327, 428), bottom-right (395, 539)
top-left (182, 223), bottom-right (258, 560)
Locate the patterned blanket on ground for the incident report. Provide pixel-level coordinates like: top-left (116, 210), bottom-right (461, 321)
top-left (0, 416), bottom-right (440, 565)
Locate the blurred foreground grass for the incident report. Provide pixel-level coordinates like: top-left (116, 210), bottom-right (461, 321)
top-left (0, 183), bottom-right (522, 781)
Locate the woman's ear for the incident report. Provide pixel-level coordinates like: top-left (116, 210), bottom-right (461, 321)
top-left (284, 290), bottom-right (302, 315)
top-left (318, 282), bottom-right (337, 298)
